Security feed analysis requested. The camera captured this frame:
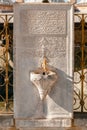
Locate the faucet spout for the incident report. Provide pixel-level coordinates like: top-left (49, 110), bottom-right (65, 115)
top-left (41, 57), bottom-right (48, 72)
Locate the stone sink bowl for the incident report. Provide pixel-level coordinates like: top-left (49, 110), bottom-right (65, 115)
top-left (30, 69), bottom-right (57, 100)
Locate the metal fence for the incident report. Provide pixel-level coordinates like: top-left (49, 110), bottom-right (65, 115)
top-left (74, 14), bottom-right (87, 112)
top-left (0, 13), bottom-right (87, 114)
top-left (0, 13), bottom-right (13, 114)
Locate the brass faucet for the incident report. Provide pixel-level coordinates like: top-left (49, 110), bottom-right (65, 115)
top-left (41, 57), bottom-right (48, 72)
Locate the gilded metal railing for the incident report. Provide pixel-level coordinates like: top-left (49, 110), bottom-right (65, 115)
top-left (0, 13), bottom-right (13, 114)
top-left (74, 14), bottom-right (87, 112)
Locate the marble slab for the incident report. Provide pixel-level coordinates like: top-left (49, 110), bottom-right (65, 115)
top-left (14, 3), bottom-right (74, 128)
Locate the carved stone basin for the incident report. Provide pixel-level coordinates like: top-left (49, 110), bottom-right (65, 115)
top-left (30, 69), bottom-right (57, 100)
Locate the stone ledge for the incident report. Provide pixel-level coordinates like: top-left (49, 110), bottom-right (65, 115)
top-left (66, 126), bottom-right (82, 130)
top-left (0, 127), bottom-right (16, 130)
top-left (0, 115), bottom-right (14, 127)
top-left (15, 118), bottom-right (72, 128)
top-left (0, 125), bottom-right (87, 130)
top-left (0, 126), bottom-right (85, 130)
top-left (0, 114), bottom-right (87, 129)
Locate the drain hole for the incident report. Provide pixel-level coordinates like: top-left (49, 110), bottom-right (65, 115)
top-left (43, 72), bottom-right (45, 75)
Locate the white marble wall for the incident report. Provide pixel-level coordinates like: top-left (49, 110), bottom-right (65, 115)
top-left (14, 3), bottom-right (74, 128)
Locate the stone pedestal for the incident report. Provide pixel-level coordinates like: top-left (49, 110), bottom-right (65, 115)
top-left (14, 3), bottom-right (74, 129)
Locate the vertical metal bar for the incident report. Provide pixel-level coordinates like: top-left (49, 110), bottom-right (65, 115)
top-left (5, 15), bottom-right (9, 110)
top-left (81, 14), bottom-right (85, 112)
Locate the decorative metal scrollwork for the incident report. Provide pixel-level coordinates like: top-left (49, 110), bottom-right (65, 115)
top-left (74, 14), bottom-right (87, 112)
top-left (0, 14), bottom-right (13, 114)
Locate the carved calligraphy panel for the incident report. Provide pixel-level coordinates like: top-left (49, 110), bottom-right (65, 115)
top-left (20, 10), bottom-right (66, 35)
